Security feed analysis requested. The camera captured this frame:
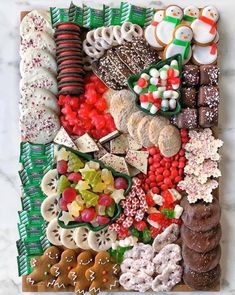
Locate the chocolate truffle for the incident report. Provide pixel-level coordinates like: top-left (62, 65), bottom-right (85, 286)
top-left (181, 224), bottom-right (222, 253)
top-left (198, 86), bottom-right (220, 108)
top-left (181, 87), bottom-right (197, 108)
top-left (174, 108), bottom-right (198, 129)
top-left (180, 197), bottom-right (221, 232)
top-left (182, 244), bottom-right (221, 272)
top-left (183, 265), bottom-right (221, 290)
top-left (182, 65), bottom-right (199, 86)
top-left (200, 65), bottom-right (220, 85)
top-left (199, 107), bottom-right (218, 128)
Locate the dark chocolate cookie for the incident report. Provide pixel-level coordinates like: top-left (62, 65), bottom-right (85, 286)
top-left (182, 244), bottom-right (221, 272)
top-left (180, 197), bottom-right (221, 232)
top-left (183, 264), bottom-right (221, 290)
top-left (181, 224), bottom-right (221, 253)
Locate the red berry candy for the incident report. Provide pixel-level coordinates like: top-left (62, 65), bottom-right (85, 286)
top-left (134, 220), bottom-right (147, 231)
top-left (57, 160), bottom-right (68, 174)
top-left (62, 187), bottom-right (77, 203)
top-left (98, 194), bottom-right (113, 206)
top-left (97, 215), bottom-right (110, 225)
top-left (118, 226), bottom-right (129, 239)
top-left (150, 225), bottom-right (162, 238)
top-left (60, 198), bottom-right (68, 211)
top-left (114, 177), bottom-right (128, 190)
top-left (137, 78), bottom-right (147, 88)
top-left (81, 207), bottom-right (96, 222)
top-left (68, 172), bottom-right (82, 182)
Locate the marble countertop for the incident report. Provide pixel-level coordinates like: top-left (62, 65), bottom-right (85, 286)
top-left (0, 0), bottom-right (234, 294)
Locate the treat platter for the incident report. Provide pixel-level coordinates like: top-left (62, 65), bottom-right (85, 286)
top-left (17, 2), bottom-right (223, 294)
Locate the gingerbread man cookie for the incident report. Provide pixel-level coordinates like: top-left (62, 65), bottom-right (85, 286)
top-left (164, 24), bottom-right (193, 65)
top-left (191, 6), bottom-right (219, 45)
top-left (26, 246), bottom-right (61, 287)
top-left (85, 251), bottom-right (120, 295)
top-left (68, 251), bottom-right (94, 294)
top-left (50, 249), bottom-right (77, 289)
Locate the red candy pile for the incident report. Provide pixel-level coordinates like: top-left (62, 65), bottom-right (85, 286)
top-left (58, 74), bottom-right (116, 139)
top-left (140, 129), bottom-right (189, 194)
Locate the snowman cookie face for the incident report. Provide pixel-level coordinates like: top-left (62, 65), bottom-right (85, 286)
top-left (183, 6), bottom-right (199, 23)
top-left (153, 10), bottom-right (165, 23)
top-left (165, 5), bottom-right (183, 19)
top-left (202, 6), bottom-right (219, 22)
top-left (175, 26), bottom-right (193, 42)
top-left (144, 10), bottom-right (164, 49)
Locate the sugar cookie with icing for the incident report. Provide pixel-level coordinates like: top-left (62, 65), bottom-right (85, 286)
top-left (144, 10), bottom-right (164, 50)
top-left (182, 6), bottom-right (199, 25)
top-left (191, 6), bottom-right (219, 45)
top-left (164, 25), bottom-right (193, 65)
top-left (156, 5), bottom-right (183, 46)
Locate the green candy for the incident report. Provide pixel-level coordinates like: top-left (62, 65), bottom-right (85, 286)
top-left (105, 201), bottom-right (115, 217)
top-left (69, 2), bottom-right (83, 25)
top-left (161, 208), bottom-right (175, 219)
top-left (68, 152), bottom-right (84, 172)
top-left (83, 4), bottom-right (104, 29)
top-left (80, 190), bottom-right (99, 207)
top-left (142, 227), bottom-right (152, 244)
top-left (130, 227), bottom-right (140, 238)
top-left (57, 175), bottom-right (71, 195)
top-left (148, 85), bottom-right (157, 92)
top-left (104, 5), bottom-right (121, 26)
top-left (50, 7), bottom-right (69, 28)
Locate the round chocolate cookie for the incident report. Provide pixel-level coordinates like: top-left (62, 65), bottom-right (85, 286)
top-left (180, 197), bottom-right (221, 232)
top-left (183, 264), bottom-right (221, 290)
top-left (182, 244), bottom-right (221, 272)
top-left (56, 22), bottom-right (81, 32)
top-left (181, 224), bottom-right (221, 253)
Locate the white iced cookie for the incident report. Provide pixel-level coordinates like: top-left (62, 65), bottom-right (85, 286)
top-left (20, 31), bottom-right (56, 57)
top-left (74, 227), bottom-right (91, 250)
top-left (191, 6), bottom-right (219, 45)
top-left (20, 107), bottom-right (60, 144)
top-left (87, 228), bottom-right (117, 251)
top-left (20, 49), bottom-right (57, 78)
top-left (144, 10), bottom-right (164, 49)
top-left (192, 43), bottom-right (218, 65)
top-left (164, 25), bottom-right (193, 65)
top-left (182, 6), bottom-right (199, 25)
top-left (46, 218), bottom-right (62, 246)
top-left (156, 5), bottom-right (183, 45)
top-left (41, 194), bottom-right (59, 222)
top-left (20, 10), bottom-right (54, 38)
top-left (61, 228), bottom-right (78, 249)
top-left (19, 88), bottom-right (59, 115)
top-left (20, 68), bottom-right (58, 95)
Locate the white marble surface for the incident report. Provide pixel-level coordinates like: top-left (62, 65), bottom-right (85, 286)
top-left (0, 0), bottom-right (234, 294)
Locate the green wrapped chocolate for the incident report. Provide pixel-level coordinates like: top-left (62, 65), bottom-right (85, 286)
top-left (19, 210), bottom-right (44, 226)
top-left (69, 2), bottom-right (83, 26)
top-left (83, 4), bottom-right (104, 29)
top-left (17, 255), bottom-right (33, 276)
top-left (120, 2), bottom-right (154, 27)
top-left (18, 223), bottom-right (45, 241)
top-left (104, 5), bottom-right (121, 26)
top-left (21, 193), bottom-right (45, 211)
top-left (50, 7), bottom-right (69, 28)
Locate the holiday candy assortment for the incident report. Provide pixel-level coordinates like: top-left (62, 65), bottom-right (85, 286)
top-left (17, 2), bottom-right (223, 293)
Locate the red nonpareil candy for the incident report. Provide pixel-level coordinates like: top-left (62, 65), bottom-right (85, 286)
top-left (62, 187), bottom-right (77, 203)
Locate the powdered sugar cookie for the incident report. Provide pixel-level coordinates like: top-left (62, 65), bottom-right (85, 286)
top-left (137, 116), bottom-right (153, 148)
top-left (19, 88), bottom-right (59, 115)
top-left (158, 125), bottom-right (181, 157)
top-left (20, 68), bottom-right (58, 95)
top-left (127, 111), bottom-right (145, 139)
top-left (182, 6), bottom-right (199, 25)
top-left (20, 10), bottom-right (53, 38)
top-left (144, 10), bottom-right (164, 50)
top-left (20, 31), bottom-right (56, 57)
top-left (20, 49), bottom-right (57, 78)
top-left (192, 42), bottom-right (218, 65)
top-left (164, 25), bottom-right (193, 65)
top-left (156, 5), bottom-right (183, 46)
top-left (191, 6), bottom-right (219, 45)
top-left (149, 116), bottom-right (170, 146)
top-left (20, 106), bottom-right (60, 144)
top-left (109, 90), bottom-right (135, 115)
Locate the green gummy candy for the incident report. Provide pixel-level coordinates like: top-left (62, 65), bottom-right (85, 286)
top-left (104, 5), bottom-right (121, 26)
top-left (57, 175), bottom-right (71, 194)
top-left (68, 152), bottom-right (84, 172)
top-left (148, 85), bottom-right (157, 92)
top-left (161, 208), bottom-right (175, 219)
top-left (82, 170), bottom-right (101, 188)
top-left (80, 190), bottom-right (99, 207)
top-left (142, 227), bottom-right (152, 243)
top-left (105, 202), bottom-right (115, 217)
top-left (130, 227), bottom-right (140, 238)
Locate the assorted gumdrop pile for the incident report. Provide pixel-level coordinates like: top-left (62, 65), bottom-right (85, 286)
top-left (133, 59), bottom-right (181, 114)
top-left (56, 147), bottom-right (128, 227)
top-left (141, 129), bottom-right (189, 194)
top-left (58, 74), bottom-right (116, 139)
top-left (109, 177), bottom-right (183, 242)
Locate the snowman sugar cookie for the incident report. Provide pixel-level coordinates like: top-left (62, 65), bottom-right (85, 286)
top-left (156, 5), bottom-right (183, 46)
top-left (144, 10), bottom-right (165, 50)
top-left (182, 6), bottom-right (199, 25)
top-left (192, 37), bottom-right (218, 65)
top-left (164, 25), bottom-right (193, 65)
top-left (191, 6), bottom-right (219, 45)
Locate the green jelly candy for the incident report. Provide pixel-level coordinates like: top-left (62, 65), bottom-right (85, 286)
top-left (83, 4), bottom-right (104, 29)
top-left (50, 7), bottom-right (69, 28)
top-left (105, 202), bottom-right (115, 217)
top-left (104, 5), bottom-right (121, 26)
top-left (57, 175), bottom-right (71, 194)
top-left (120, 2), bottom-right (154, 27)
top-left (148, 85), bottom-right (157, 92)
top-left (68, 152), bottom-right (84, 172)
top-left (130, 227), bottom-right (140, 238)
top-left (161, 208), bottom-right (175, 219)
top-left (69, 2), bottom-right (83, 25)
top-left (82, 170), bottom-right (101, 188)
top-left (142, 227), bottom-right (152, 244)
top-left (80, 190), bottom-right (99, 207)
top-left (17, 255), bottom-right (33, 276)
